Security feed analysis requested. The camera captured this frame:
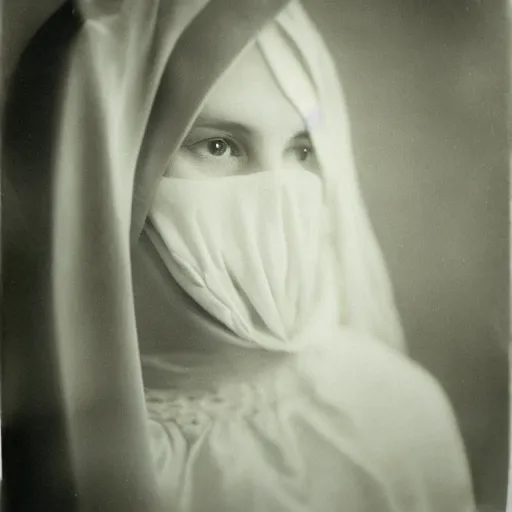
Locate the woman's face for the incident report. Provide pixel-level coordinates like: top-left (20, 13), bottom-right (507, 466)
top-left (171, 45), bottom-right (318, 178)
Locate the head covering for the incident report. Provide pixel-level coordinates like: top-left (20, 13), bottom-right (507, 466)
top-left (257, 8), bottom-right (406, 349)
top-left (3, 0), bottom-right (405, 510)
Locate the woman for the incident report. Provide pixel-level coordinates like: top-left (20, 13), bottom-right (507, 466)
top-left (2, 0), bottom-right (476, 510)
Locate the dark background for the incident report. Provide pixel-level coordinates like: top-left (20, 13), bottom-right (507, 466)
top-left (3, 0), bottom-right (510, 510)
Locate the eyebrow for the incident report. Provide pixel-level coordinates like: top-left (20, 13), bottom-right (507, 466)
top-left (191, 114), bottom-right (310, 141)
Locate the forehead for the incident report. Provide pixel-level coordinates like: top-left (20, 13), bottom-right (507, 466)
top-left (198, 44), bottom-right (305, 135)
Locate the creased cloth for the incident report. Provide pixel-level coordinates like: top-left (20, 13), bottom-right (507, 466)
top-left (2, 0), bottom-right (477, 510)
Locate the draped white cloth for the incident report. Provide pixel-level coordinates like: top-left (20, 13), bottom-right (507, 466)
top-left (139, 3), bottom-right (477, 510)
top-left (3, 0), bottom-right (476, 509)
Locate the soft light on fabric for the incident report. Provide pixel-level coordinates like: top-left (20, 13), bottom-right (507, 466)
top-left (150, 169), bottom-right (338, 350)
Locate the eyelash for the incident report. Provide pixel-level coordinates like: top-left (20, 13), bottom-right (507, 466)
top-left (185, 136), bottom-right (316, 164)
top-left (187, 137), bottom-right (242, 159)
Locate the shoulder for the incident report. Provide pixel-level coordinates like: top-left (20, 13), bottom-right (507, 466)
top-left (316, 329), bottom-right (450, 408)
top-left (309, 329), bottom-right (469, 467)
top-left (315, 330), bottom-right (475, 511)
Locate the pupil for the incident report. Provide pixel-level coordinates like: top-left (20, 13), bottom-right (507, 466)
top-left (299, 147), bottom-right (309, 161)
top-left (209, 139), bottom-right (227, 156)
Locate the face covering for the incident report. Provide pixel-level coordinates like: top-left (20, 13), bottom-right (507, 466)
top-left (149, 168), bottom-right (339, 352)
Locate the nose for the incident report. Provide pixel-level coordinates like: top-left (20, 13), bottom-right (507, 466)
top-left (247, 140), bottom-right (284, 174)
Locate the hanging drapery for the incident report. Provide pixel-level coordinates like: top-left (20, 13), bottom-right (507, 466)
top-left (2, 1), bottom-right (475, 511)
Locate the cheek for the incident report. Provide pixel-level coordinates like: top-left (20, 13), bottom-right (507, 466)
top-left (167, 152), bottom-right (204, 179)
top-left (168, 150), bottom-right (248, 178)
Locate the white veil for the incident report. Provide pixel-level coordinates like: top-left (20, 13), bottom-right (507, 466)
top-left (256, 2), bottom-right (407, 350)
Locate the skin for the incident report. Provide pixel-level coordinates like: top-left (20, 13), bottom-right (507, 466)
top-left (170, 45), bottom-right (319, 178)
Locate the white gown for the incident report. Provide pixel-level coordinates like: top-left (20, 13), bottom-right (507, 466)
top-left (144, 330), bottom-right (475, 512)
top-left (141, 174), bottom-right (476, 511)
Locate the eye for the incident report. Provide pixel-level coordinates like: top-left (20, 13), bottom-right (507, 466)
top-left (190, 137), bottom-right (241, 159)
top-left (295, 145), bottom-right (313, 162)
top-left (177, 135), bottom-right (247, 177)
top-left (206, 138), bottom-right (229, 157)
top-left (290, 137), bottom-right (316, 164)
